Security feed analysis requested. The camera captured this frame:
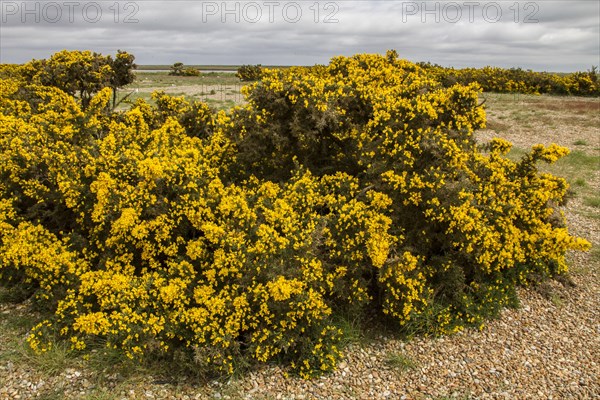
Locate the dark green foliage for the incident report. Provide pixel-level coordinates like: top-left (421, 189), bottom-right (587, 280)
top-left (236, 64), bottom-right (263, 81)
top-left (169, 62), bottom-right (200, 76)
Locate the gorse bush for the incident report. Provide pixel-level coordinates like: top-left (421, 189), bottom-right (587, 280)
top-left (0, 50), bottom-right (590, 378)
top-left (228, 52), bottom-right (590, 329)
top-left (417, 62), bottom-right (600, 96)
top-left (236, 64), bottom-right (263, 82)
top-left (16, 49), bottom-right (136, 109)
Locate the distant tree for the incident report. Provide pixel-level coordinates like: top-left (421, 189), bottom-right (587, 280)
top-left (109, 50), bottom-right (137, 109)
top-left (170, 62), bottom-right (185, 76)
top-left (169, 62), bottom-right (200, 76)
top-left (588, 65), bottom-right (598, 82)
top-left (386, 49), bottom-right (399, 63)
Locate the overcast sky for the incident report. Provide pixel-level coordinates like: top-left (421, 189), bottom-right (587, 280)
top-left (1, 1), bottom-right (598, 71)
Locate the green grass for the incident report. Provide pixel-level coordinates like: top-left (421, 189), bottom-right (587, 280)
top-left (132, 71), bottom-right (240, 87)
top-left (483, 93), bottom-right (600, 131)
top-left (590, 246), bottom-right (600, 263)
top-left (578, 210), bottom-right (600, 221)
top-left (0, 294), bottom-right (77, 378)
top-left (0, 317), bottom-right (76, 379)
top-left (534, 281), bottom-right (567, 308)
top-left (0, 287), bottom-right (211, 394)
top-left (557, 150), bottom-right (600, 169)
top-left (548, 151), bottom-right (600, 185)
top-left (136, 65), bottom-right (291, 72)
top-left (504, 147), bottom-right (599, 199)
top-left (549, 151), bottom-right (600, 203)
top-left (332, 313), bottom-right (368, 347)
top-left (26, 341), bottom-right (75, 376)
top-left (35, 388), bottom-right (68, 400)
top-left (584, 196), bottom-right (600, 208)
top-left (573, 139), bottom-right (588, 146)
top-left (506, 146), bottom-right (528, 162)
top-left (384, 352), bottom-right (417, 371)
top-left (204, 98), bottom-right (237, 111)
top-left (114, 71), bottom-right (245, 111)
top-left (80, 390), bottom-right (118, 400)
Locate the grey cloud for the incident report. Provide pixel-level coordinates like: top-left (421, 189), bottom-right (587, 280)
top-left (0, 1), bottom-right (598, 72)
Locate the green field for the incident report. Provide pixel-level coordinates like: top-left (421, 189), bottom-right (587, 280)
top-left (135, 65), bottom-right (293, 71)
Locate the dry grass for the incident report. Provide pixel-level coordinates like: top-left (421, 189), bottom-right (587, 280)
top-left (480, 93), bottom-right (600, 153)
top-left (115, 72), bottom-right (245, 111)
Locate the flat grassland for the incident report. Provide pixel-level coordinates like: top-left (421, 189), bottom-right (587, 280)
top-left (116, 71), bottom-right (245, 111)
top-left (1, 82), bottom-right (598, 399)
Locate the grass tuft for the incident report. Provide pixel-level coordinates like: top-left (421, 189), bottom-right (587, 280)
top-left (573, 178), bottom-right (587, 187)
top-left (584, 196), bottom-right (600, 208)
top-left (558, 151), bottom-right (600, 169)
top-left (384, 351), bottom-right (417, 371)
top-left (590, 246), bottom-right (600, 263)
top-left (332, 313), bottom-right (370, 347)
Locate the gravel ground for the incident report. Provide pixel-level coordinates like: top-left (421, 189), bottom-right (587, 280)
top-left (1, 94), bottom-right (598, 399)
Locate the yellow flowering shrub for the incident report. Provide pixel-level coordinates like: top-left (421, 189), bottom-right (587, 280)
top-left (20, 49), bottom-right (137, 109)
top-left (0, 50), bottom-right (590, 377)
top-left (226, 50), bottom-right (589, 333)
top-left (418, 62), bottom-right (599, 96)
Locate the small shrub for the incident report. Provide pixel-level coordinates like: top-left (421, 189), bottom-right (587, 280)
top-left (236, 64), bottom-right (262, 81)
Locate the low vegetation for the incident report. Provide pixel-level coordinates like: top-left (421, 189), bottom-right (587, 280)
top-left (169, 62), bottom-right (201, 77)
top-left (418, 60), bottom-right (599, 96)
